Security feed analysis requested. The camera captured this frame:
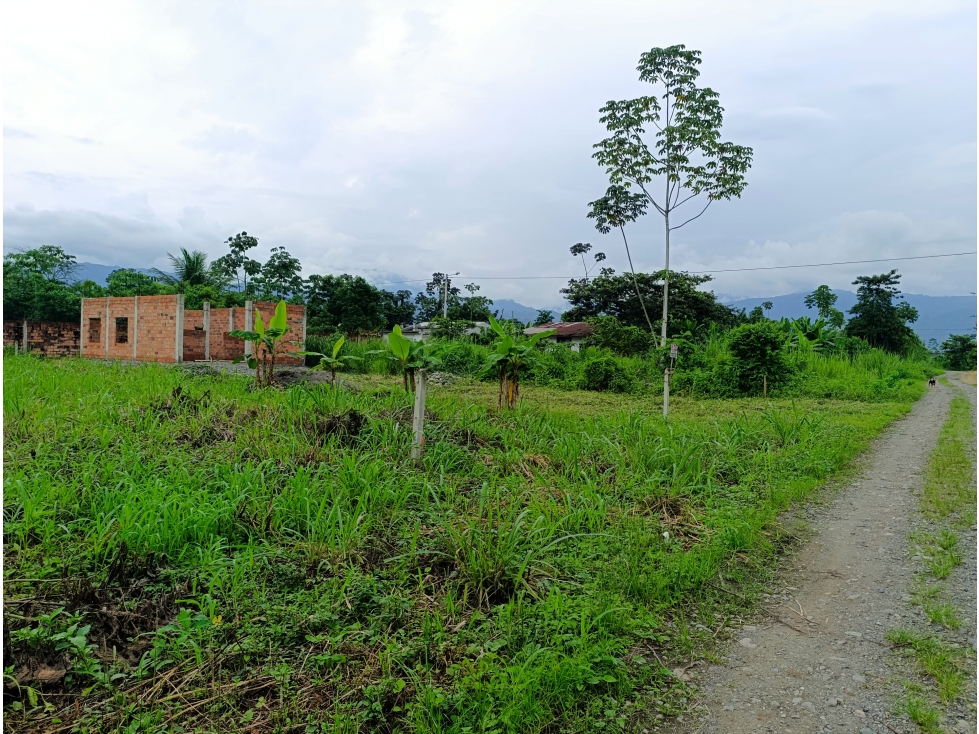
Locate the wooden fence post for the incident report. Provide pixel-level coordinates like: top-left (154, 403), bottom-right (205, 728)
top-left (763, 374), bottom-right (767, 398)
top-left (412, 368), bottom-right (428, 466)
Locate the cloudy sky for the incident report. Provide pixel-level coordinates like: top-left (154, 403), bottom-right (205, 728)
top-left (4, 0), bottom-right (976, 307)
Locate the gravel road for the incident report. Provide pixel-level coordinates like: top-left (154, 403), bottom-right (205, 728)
top-left (670, 376), bottom-right (977, 734)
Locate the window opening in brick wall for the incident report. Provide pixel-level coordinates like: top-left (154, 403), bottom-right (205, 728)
top-left (88, 318), bottom-right (102, 343)
top-left (115, 317), bottom-right (129, 344)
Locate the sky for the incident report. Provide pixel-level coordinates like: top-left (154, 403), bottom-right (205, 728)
top-left (4, 0), bottom-right (977, 308)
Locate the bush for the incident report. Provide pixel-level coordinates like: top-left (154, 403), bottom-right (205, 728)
top-left (582, 355), bottom-right (630, 392)
top-left (727, 321), bottom-right (793, 395)
top-left (584, 316), bottom-right (656, 357)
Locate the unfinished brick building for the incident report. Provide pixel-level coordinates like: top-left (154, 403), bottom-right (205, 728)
top-left (79, 296), bottom-right (306, 364)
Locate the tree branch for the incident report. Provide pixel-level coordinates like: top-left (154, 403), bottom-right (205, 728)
top-left (620, 225), bottom-right (656, 335)
top-left (669, 200), bottom-right (712, 231)
top-left (635, 183), bottom-right (665, 216)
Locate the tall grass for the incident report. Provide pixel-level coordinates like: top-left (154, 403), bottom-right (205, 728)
top-left (3, 353), bottom-right (919, 732)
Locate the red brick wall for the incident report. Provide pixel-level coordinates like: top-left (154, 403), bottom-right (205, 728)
top-left (81, 295), bottom-right (182, 363)
top-left (75, 297), bottom-right (304, 364)
top-left (3, 321), bottom-right (80, 357)
top-left (183, 330), bottom-right (207, 362)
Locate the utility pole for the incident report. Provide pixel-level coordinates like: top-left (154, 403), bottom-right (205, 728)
top-left (443, 271), bottom-right (460, 319)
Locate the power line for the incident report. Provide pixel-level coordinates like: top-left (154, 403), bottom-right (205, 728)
top-left (371, 250), bottom-right (977, 285)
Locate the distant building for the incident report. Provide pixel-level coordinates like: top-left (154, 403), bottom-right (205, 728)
top-left (398, 321), bottom-right (491, 342)
top-left (523, 321), bottom-right (593, 352)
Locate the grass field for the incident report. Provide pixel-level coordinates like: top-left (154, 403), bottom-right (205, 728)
top-left (3, 354), bottom-right (925, 733)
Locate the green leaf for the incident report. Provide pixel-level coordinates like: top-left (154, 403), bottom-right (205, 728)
top-left (270, 299), bottom-right (288, 331)
top-left (254, 310), bottom-right (266, 337)
top-left (332, 334), bottom-right (345, 359)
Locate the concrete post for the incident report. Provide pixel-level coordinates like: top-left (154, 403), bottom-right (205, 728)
top-left (175, 294), bottom-right (185, 363)
top-left (79, 298), bottom-right (85, 357)
top-left (301, 305), bottom-right (307, 351)
top-left (203, 301), bottom-right (211, 361)
top-left (411, 368), bottom-right (427, 466)
top-left (244, 300), bottom-right (253, 357)
top-left (104, 297), bottom-right (110, 359)
top-left (133, 295), bottom-right (139, 363)
top-left (22, 319), bottom-right (28, 353)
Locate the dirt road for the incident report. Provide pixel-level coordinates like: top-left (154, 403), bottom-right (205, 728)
top-left (673, 376), bottom-right (976, 734)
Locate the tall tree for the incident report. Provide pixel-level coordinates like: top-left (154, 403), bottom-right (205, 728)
top-left (255, 246), bottom-right (304, 301)
top-left (213, 232), bottom-right (262, 294)
top-left (105, 269), bottom-right (163, 297)
top-left (305, 274), bottom-right (387, 334)
top-left (569, 243), bottom-right (606, 281)
top-left (845, 270), bottom-right (917, 352)
top-left (804, 285), bottom-right (845, 328)
top-left (151, 248), bottom-right (225, 288)
top-left (561, 269), bottom-right (738, 331)
top-left (593, 44), bottom-right (753, 347)
top-left (379, 289), bottom-right (417, 328)
top-left (3, 246), bottom-right (80, 321)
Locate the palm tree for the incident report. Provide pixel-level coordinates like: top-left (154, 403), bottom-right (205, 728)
top-left (151, 248), bottom-right (228, 288)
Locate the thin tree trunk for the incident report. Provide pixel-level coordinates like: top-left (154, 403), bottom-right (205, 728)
top-left (661, 209), bottom-right (670, 347)
top-left (620, 226), bottom-right (655, 335)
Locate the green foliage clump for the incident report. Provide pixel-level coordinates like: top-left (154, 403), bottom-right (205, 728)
top-left (938, 334), bottom-right (977, 371)
top-left (584, 316), bottom-right (655, 356)
top-left (582, 355), bottom-right (631, 392)
top-left (727, 321), bottom-right (793, 394)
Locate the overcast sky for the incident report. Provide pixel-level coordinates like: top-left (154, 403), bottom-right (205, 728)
top-left (4, 0), bottom-right (976, 307)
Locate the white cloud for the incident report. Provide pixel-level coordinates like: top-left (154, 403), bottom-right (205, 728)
top-left (3, 0), bottom-right (975, 306)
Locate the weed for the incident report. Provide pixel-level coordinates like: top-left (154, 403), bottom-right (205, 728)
top-left (886, 629), bottom-right (966, 703)
top-left (897, 685), bottom-right (943, 733)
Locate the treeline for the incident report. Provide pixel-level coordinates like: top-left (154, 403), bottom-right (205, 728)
top-left (1, 238), bottom-right (496, 334)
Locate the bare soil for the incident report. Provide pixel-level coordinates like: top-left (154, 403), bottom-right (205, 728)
top-left (670, 376), bottom-right (977, 734)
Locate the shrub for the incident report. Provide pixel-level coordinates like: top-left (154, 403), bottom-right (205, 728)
top-left (727, 321), bottom-right (793, 395)
top-left (582, 355), bottom-right (630, 392)
top-left (584, 316), bottom-right (656, 357)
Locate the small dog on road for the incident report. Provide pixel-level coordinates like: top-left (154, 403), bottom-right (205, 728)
top-left (928, 377), bottom-right (937, 387)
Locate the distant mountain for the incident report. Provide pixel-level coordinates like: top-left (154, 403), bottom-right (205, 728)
top-left (72, 262), bottom-right (156, 285)
top-left (491, 299), bottom-right (548, 324)
top-left (726, 290), bottom-right (976, 346)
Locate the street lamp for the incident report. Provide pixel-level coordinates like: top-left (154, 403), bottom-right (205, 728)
top-left (443, 271), bottom-right (460, 319)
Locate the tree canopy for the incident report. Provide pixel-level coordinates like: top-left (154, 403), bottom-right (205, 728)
top-left (845, 270), bottom-right (918, 352)
top-left (561, 269), bottom-right (739, 334)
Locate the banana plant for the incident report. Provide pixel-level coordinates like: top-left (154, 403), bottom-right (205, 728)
top-left (481, 315), bottom-right (554, 409)
top-left (370, 325), bottom-right (442, 392)
top-left (299, 335), bottom-right (362, 384)
top-left (229, 299), bottom-right (291, 388)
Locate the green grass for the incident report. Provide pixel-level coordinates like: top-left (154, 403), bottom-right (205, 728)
top-left (2, 353), bottom-right (925, 732)
top-left (886, 629), bottom-right (968, 703)
top-left (910, 531), bottom-right (964, 580)
top-left (897, 684), bottom-right (943, 733)
top-left (921, 394), bottom-right (976, 526)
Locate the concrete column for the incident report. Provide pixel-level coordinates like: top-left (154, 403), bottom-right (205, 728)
top-left (22, 319), bottom-right (28, 352)
top-left (133, 296), bottom-right (139, 363)
top-left (203, 301), bottom-right (211, 361)
top-left (244, 300), bottom-right (253, 356)
top-left (301, 305), bottom-right (307, 347)
top-left (175, 294), bottom-right (185, 363)
top-left (104, 297), bottom-right (110, 359)
top-left (80, 298), bottom-right (85, 357)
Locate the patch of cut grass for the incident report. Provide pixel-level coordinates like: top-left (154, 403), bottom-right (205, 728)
top-left (897, 685), bottom-right (943, 733)
top-left (886, 629), bottom-right (967, 703)
top-left (923, 601), bottom-right (961, 630)
top-left (921, 394), bottom-right (976, 526)
top-left (910, 531), bottom-right (964, 580)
